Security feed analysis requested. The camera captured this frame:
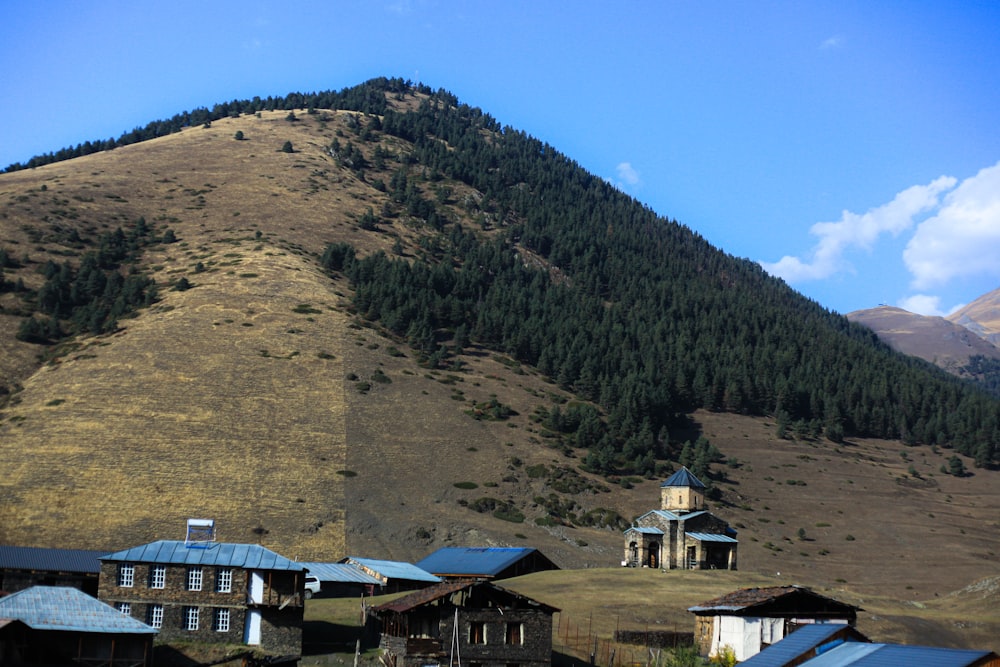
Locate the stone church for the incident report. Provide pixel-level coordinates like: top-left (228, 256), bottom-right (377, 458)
top-left (623, 467), bottom-right (738, 570)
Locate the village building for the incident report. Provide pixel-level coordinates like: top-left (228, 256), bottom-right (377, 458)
top-left (367, 579), bottom-right (558, 667)
top-left (0, 585), bottom-right (157, 667)
top-left (737, 623), bottom-right (869, 667)
top-left (0, 545), bottom-right (105, 596)
top-left (415, 547), bottom-right (559, 582)
top-left (97, 521), bottom-right (306, 657)
top-left (688, 585), bottom-right (861, 662)
top-left (297, 561), bottom-right (383, 598)
top-left (741, 624), bottom-right (1000, 667)
top-left (338, 557), bottom-right (441, 593)
top-left (623, 467), bottom-right (737, 570)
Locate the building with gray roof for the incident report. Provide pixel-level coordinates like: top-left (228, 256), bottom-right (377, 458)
top-left (0, 585), bottom-right (156, 666)
top-left (99, 537), bottom-right (305, 657)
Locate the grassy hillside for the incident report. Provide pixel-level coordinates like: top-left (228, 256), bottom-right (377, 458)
top-left (1, 83), bottom-right (999, 652)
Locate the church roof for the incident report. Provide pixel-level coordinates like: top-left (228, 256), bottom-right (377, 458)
top-left (661, 467), bottom-right (707, 489)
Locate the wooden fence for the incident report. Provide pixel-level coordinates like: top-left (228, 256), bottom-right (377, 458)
top-left (553, 613), bottom-right (694, 667)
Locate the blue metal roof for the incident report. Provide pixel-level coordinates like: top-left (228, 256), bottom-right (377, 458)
top-left (0, 586), bottom-right (157, 634)
top-left (740, 624), bottom-right (856, 667)
top-left (299, 562), bottom-right (382, 585)
top-left (803, 642), bottom-right (994, 667)
top-left (661, 467), bottom-right (707, 489)
top-left (414, 547), bottom-right (540, 578)
top-left (342, 557), bottom-right (440, 583)
top-left (0, 545), bottom-right (105, 574)
top-left (625, 527), bottom-right (664, 535)
top-left (100, 540), bottom-right (303, 571)
top-left (686, 532), bottom-right (738, 543)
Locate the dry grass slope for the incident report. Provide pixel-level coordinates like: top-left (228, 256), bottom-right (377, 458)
top-left (1, 98), bottom-right (999, 652)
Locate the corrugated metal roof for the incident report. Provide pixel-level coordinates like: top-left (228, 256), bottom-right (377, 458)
top-left (415, 547), bottom-right (540, 578)
top-left (299, 562), bottom-right (382, 584)
top-left (341, 557), bottom-right (440, 583)
top-left (100, 540), bottom-right (303, 571)
top-left (0, 586), bottom-right (157, 634)
top-left (0, 545), bottom-right (106, 574)
top-left (803, 642), bottom-right (994, 667)
top-left (688, 586), bottom-right (860, 614)
top-left (373, 580), bottom-right (559, 615)
top-left (686, 532), bottom-right (738, 543)
top-left (739, 624), bottom-right (860, 667)
top-left (625, 527), bottom-right (664, 535)
top-left (661, 467), bottom-right (707, 489)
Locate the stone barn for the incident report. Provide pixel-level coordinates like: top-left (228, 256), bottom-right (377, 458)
top-left (368, 580), bottom-right (558, 667)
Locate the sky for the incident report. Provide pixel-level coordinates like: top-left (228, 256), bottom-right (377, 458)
top-left (2, 1), bottom-right (1000, 317)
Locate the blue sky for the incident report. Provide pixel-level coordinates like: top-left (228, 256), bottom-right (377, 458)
top-left (2, 1), bottom-right (1000, 317)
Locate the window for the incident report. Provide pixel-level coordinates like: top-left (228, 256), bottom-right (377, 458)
top-left (118, 563), bottom-right (134, 588)
top-left (147, 604), bottom-right (163, 629)
top-left (216, 568), bottom-right (233, 593)
top-left (214, 608), bottom-right (230, 632)
top-left (149, 565), bottom-right (166, 589)
top-left (505, 622), bottom-right (523, 645)
top-left (469, 621), bottom-right (486, 644)
top-left (187, 567), bottom-right (203, 591)
top-left (183, 606), bottom-right (200, 631)
top-left (116, 602), bottom-right (131, 616)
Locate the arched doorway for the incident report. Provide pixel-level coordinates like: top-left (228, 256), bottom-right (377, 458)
top-left (647, 542), bottom-right (660, 569)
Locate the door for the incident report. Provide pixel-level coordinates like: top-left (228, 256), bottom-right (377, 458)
top-left (248, 571), bottom-right (264, 604)
top-left (244, 609), bottom-right (262, 645)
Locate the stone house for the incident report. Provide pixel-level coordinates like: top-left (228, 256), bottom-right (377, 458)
top-left (0, 585), bottom-right (157, 666)
top-left (688, 586), bottom-right (860, 662)
top-left (623, 467), bottom-right (737, 570)
top-left (368, 580), bottom-right (558, 667)
top-left (98, 538), bottom-right (306, 657)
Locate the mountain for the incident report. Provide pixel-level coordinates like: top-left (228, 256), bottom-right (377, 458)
top-left (2, 79), bottom-right (1000, 610)
top-left (948, 287), bottom-right (1000, 346)
top-left (846, 305), bottom-right (1000, 374)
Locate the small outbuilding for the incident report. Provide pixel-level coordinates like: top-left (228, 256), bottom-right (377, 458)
top-left (368, 579), bottom-right (558, 667)
top-left (298, 562), bottom-right (383, 597)
top-left (0, 585), bottom-right (157, 667)
top-left (688, 585), bottom-right (860, 662)
top-left (415, 547), bottom-right (559, 582)
top-left (339, 557), bottom-right (440, 593)
top-left (0, 545), bottom-right (105, 596)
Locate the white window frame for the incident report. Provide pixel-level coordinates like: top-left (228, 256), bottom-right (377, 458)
top-left (187, 566), bottom-right (203, 591)
top-left (116, 602), bottom-right (131, 616)
top-left (184, 606), bottom-right (200, 631)
top-left (118, 563), bottom-right (134, 588)
top-left (215, 608), bottom-right (231, 632)
top-left (150, 564), bottom-right (166, 589)
top-left (216, 567), bottom-right (233, 593)
top-left (148, 604), bottom-right (163, 629)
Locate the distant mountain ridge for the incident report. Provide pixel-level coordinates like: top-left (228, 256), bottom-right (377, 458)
top-left (948, 287), bottom-right (1000, 346)
top-left (847, 290), bottom-right (1000, 396)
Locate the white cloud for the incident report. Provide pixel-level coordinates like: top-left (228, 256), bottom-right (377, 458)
top-left (903, 161), bottom-right (1000, 290)
top-left (821, 35), bottom-right (844, 50)
top-left (761, 176), bottom-right (955, 283)
top-left (616, 162), bottom-right (641, 188)
top-left (897, 294), bottom-right (946, 317)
